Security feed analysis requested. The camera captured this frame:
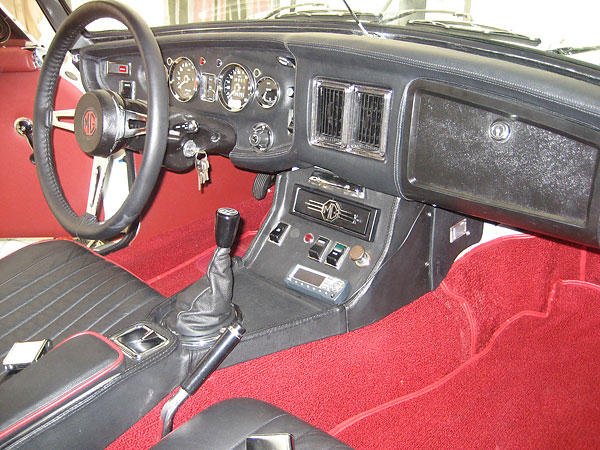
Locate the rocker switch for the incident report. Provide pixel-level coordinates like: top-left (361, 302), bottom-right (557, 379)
top-left (326, 243), bottom-right (347, 268)
top-left (269, 222), bottom-right (289, 244)
top-left (308, 237), bottom-right (329, 260)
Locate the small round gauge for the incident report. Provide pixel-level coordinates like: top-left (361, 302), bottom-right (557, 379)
top-left (255, 76), bottom-right (280, 109)
top-left (169, 57), bottom-right (199, 102)
top-left (218, 63), bottom-right (254, 112)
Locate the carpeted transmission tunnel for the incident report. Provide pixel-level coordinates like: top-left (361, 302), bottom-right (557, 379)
top-left (107, 226), bottom-right (600, 449)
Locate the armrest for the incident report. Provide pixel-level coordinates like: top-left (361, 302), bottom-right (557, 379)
top-left (0, 332), bottom-right (124, 445)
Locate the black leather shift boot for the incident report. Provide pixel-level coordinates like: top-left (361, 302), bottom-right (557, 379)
top-left (166, 247), bottom-right (236, 340)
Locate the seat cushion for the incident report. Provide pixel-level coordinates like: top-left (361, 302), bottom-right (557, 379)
top-left (0, 240), bottom-right (166, 373)
top-left (152, 398), bottom-right (353, 450)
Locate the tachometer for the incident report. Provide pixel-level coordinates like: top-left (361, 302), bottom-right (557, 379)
top-left (169, 57), bottom-right (199, 102)
top-left (218, 63), bottom-right (254, 112)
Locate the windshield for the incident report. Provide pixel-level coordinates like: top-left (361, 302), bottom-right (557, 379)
top-left (63, 0), bottom-right (600, 66)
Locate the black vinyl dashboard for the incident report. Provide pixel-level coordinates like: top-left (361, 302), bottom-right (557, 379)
top-left (78, 31), bottom-right (600, 248)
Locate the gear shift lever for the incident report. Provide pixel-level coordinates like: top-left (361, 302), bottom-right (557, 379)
top-left (165, 208), bottom-right (241, 345)
top-left (215, 207), bottom-right (240, 248)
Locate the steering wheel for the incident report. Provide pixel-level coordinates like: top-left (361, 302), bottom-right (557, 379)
top-left (33, 0), bottom-right (168, 240)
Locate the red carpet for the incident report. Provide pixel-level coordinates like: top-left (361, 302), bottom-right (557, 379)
top-left (333, 279), bottom-right (600, 449)
top-left (107, 233), bottom-right (600, 449)
top-left (107, 192), bottom-right (272, 296)
top-left (145, 231), bottom-right (256, 296)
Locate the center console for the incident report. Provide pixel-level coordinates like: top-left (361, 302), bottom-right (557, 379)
top-left (0, 323), bottom-right (184, 449)
top-left (214, 167), bottom-right (483, 365)
top-left (0, 167), bottom-right (483, 448)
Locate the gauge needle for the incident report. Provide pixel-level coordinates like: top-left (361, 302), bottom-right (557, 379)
top-left (178, 75), bottom-right (190, 89)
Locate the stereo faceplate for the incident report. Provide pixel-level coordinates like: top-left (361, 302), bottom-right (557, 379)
top-left (290, 185), bottom-right (379, 241)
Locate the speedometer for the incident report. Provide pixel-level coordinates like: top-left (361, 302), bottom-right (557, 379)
top-left (218, 63), bottom-right (254, 112)
top-left (169, 57), bottom-right (199, 102)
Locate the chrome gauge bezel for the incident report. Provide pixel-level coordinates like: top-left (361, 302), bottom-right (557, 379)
top-left (168, 56), bottom-right (199, 103)
top-left (255, 76), bottom-right (280, 109)
top-left (218, 63), bottom-right (255, 112)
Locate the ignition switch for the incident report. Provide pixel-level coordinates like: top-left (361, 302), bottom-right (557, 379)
top-left (182, 139), bottom-right (202, 157)
top-left (249, 123), bottom-right (273, 152)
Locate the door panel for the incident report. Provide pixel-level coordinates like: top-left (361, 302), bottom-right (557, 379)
top-left (0, 47), bottom-right (90, 238)
top-left (0, 47), bottom-right (257, 242)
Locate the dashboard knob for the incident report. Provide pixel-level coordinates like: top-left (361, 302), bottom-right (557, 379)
top-left (349, 245), bottom-right (371, 268)
top-left (249, 123), bottom-right (273, 152)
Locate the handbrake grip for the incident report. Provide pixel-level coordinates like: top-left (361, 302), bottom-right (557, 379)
top-left (160, 322), bottom-right (245, 438)
top-left (181, 322), bottom-right (245, 394)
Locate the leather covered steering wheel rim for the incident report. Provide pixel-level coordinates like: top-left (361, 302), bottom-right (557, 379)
top-left (33, 0), bottom-right (168, 240)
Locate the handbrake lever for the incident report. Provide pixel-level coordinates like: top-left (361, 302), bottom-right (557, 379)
top-left (159, 322), bottom-right (245, 438)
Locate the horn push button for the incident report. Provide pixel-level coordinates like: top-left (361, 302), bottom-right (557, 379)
top-left (74, 89), bottom-right (124, 157)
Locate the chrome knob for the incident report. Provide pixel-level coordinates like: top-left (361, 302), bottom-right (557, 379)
top-left (249, 123), bottom-right (273, 152)
top-left (349, 245), bottom-right (371, 268)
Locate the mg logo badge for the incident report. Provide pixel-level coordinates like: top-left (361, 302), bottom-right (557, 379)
top-left (321, 200), bottom-right (341, 222)
top-left (82, 110), bottom-right (97, 136)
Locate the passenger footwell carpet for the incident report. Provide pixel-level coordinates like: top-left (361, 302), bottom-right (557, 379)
top-left (332, 279), bottom-right (600, 449)
top-left (108, 235), bottom-right (600, 449)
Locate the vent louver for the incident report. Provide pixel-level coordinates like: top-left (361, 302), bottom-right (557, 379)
top-left (311, 78), bottom-right (391, 161)
top-left (355, 91), bottom-right (385, 151)
top-left (316, 84), bottom-right (345, 143)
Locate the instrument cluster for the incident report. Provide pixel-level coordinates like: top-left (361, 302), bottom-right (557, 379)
top-left (167, 56), bottom-right (280, 112)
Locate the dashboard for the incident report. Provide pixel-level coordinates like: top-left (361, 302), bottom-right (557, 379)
top-left (78, 31), bottom-right (600, 249)
top-left (80, 38), bottom-right (295, 166)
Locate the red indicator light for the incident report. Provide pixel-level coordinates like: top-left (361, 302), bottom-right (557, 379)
top-left (199, 57), bottom-right (206, 66)
top-left (304, 233), bottom-right (314, 244)
top-left (118, 65), bottom-right (128, 73)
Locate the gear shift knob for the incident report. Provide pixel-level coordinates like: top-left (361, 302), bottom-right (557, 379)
top-left (215, 208), bottom-right (240, 248)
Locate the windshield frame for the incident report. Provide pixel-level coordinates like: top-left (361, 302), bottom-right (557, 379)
top-left (45, 0), bottom-right (600, 85)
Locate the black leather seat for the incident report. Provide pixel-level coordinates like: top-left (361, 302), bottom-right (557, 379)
top-left (152, 398), bottom-right (354, 450)
top-left (0, 240), bottom-right (166, 374)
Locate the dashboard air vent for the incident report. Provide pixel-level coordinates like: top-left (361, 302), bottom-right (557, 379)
top-left (355, 91), bottom-right (385, 151)
top-left (310, 78), bottom-right (392, 161)
top-left (315, 81), bottom-right (347, 145)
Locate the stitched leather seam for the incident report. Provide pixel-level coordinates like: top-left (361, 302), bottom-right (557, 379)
top-left (0, 253), bottom-right (90, 317)
top-left (10, 331), bottom-right (178, 448)
top-left (393, 84), bottom-right (410, 194)
top-left (175, 283), bottom-right (211, 321)
top-left (37, 21), bottom-right (89, 221)
top-left (97, 289), bottom-right (163, 336)
top-left (81, 282), bottom-right (151, 330)
top-left (24, 267), bottom-right (121, 340)
top-left (0, 249), bottom-right (59, 289)
top-left (48, 277), bottom-right (138, 339)
top-left (0, 260), bottom-right (106, 341)
top-left (279, 422), bottom-right (318, 444)
top-left (290, 41), bottom-right (600, 117)
top-left (0, 332), bottom-right (122, 441)
top-left (242, 307), bottom-right (340, 341)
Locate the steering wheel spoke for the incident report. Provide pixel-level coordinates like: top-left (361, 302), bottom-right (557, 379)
top-left (86, 155), bottom-right (113, 218)
top-left (32, 1), bottom-right (168, 240)
top-left (51, 109), bottom-right (76, 132)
